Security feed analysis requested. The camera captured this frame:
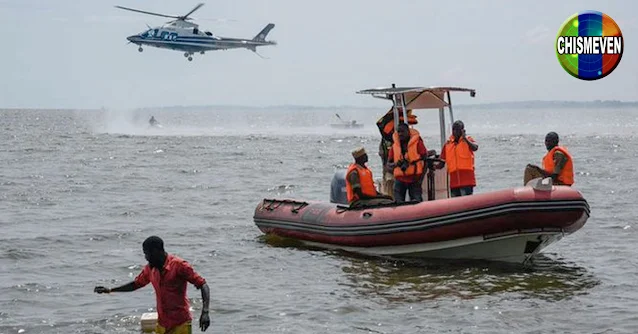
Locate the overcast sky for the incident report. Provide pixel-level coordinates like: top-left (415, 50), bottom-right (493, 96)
top-left (0, 0), bottom-right (636, 109)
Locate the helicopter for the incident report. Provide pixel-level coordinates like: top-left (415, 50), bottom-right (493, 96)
top-left (115, 3), bottom-right (276, 61)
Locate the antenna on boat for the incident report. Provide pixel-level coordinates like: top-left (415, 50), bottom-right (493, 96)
top-left (391, 83), bottom-right (400, 133)
top-left (389, 83), bottom-right (409, 132)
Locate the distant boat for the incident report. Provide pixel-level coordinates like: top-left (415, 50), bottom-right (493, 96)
top-left (330, 113), bottom-right (364, 129)
top-left (148, 116), bottom-right (163, 128)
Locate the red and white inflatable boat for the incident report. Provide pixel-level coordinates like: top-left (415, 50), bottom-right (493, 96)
top-left (254, 86), bottom-right (590, 264)
top-left (254, 182), bottom-right (589, 263)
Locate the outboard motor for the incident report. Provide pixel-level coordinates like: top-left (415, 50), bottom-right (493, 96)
top-left (330, 169), bottom-right (349, 205)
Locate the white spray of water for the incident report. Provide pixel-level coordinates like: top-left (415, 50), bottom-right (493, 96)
top-left (84, 107), bottom-right (382, 137)
top-left (79, 106), bottom-right (638, 138)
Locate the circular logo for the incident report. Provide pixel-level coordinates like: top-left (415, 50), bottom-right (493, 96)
top-left (555, 10), bottom-right (623, 80)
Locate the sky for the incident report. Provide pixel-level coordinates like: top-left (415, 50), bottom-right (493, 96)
top-left (0, 0), bottom-right (636, 109)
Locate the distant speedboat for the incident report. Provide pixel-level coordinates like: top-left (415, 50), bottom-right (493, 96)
top-left (330, 121), bottom-right (364, 129)
top-left (330, 113), bottom-right (364, 129)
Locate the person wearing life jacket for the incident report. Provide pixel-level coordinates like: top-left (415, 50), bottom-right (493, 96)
top-left (387, 123), bottom-right (428, 203)
top-left (346, 147), bottom-right (392, 207)
top-left (378, 108), bottom-right (418, 142)
top-left (377, 110), bottom-right (419, 198)
top-left (525, 132), bottom-right (574, 186)
top-left (439, 120), bottom-right (479, 197)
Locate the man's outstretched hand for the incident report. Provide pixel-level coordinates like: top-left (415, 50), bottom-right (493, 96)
top-left (94, 286), bottom-right (111, 294)
top-left (199, 311), bottom-right (210, 331)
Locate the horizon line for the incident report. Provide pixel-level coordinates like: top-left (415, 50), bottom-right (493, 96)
top-left (1, 99), bottom-right (638, 111)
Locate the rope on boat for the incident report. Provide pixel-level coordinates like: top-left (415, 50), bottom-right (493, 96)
top-left (290, 202), bottom-right (308, 214)
top-left (261, 198), bottom-right (309, 213)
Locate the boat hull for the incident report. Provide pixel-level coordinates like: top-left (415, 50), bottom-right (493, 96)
top-left (299, 230), bottom-right (563, 263)
top-left (253, 186), bottom-right (590, 264)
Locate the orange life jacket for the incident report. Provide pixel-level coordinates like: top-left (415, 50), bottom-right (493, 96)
top-left (382, 114), bottom-right (418, 137)
top-left (444, 135), bottom-right (475, 173)
top-left (345, 163), bottom-right (377, 203)
top-left (392, 129), bottom-right (425, 178)
top-left (542, 146), bottom-right (574, 185)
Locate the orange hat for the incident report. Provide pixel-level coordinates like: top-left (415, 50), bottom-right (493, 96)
top-left (398, 109), bottom-right (418, 124)
top-left (406, 110), bottom-right (418, 124)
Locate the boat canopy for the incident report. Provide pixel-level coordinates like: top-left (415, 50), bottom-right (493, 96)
top-left (357, 84), bottom-right (477, 148)
top-left (356, 86), bottom-right (476, 110)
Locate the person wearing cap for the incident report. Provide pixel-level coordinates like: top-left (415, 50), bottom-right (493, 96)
top-left (439, 120), bottom-right (479, 197)
top-left (346, 147), bottom-right (392, 207)
top-left (524, 131), bottom-right (574, 186)
top-left (387, 122), bottom-right (428, 203)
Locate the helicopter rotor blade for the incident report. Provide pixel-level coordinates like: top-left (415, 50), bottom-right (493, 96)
top-left (114, 5), bottom-right (179, 19)
top-left (179, 3), bottom-right (205, 20)
top-left (196, 17), bottom-right (238, 23)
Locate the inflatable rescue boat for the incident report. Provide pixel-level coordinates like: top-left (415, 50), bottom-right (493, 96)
top-left (254, 86), bottom-right (590, 264)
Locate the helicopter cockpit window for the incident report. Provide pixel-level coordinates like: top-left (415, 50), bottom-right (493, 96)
top-left (193, 28), bottom-right (199, 35)
top-left (205, 31), bottom-right (212, 36)
top-left (143, 29), bottom-right (159, 38)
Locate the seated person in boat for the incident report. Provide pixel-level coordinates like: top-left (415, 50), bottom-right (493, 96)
top-left (387, 123), bottom-right (428, 203)
top-left (439, 120), bottom-right (479, 197)
top-left (524, 131), bottom-right (574, 186)
top-left (346, 147), bottom-right (393, 207)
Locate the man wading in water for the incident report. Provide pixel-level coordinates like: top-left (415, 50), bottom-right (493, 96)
top-left (94, 236), bottom-right (211, 333)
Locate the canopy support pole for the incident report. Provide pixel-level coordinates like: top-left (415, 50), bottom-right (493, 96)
top-left (447, 90), bottom-right (455, 124)
top-left (391, 84), bottom-right (400, 133)
top-left (438, 107), bottom-right (446, 150)
top-left (400, 93), bottom-right (408, 124)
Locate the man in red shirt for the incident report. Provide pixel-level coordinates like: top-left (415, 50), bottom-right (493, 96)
top-left (94, 236), bottom-right (210, 333)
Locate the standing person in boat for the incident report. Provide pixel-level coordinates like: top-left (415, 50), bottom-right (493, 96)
top-left (439, 120), bottom-right (479, 197)
top-left (378, 137), bottom-right (394, 198)
top-left (94, 236), bottom-right (211, 334)
top-left (346, 147), bottom-right (393, 207)
top-left (377, 109), bottom-right (419, 198)
top-left (387, 122), bottom-right (428, 203)
top-left (524, 131), bottom-right (574, 186)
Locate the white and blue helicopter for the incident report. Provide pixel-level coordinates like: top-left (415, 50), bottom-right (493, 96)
top-left (116, 3), bottom-right (276, 61)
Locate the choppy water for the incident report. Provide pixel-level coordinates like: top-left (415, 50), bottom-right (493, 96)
top-left (1, 106), bottom-right (637, 333)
